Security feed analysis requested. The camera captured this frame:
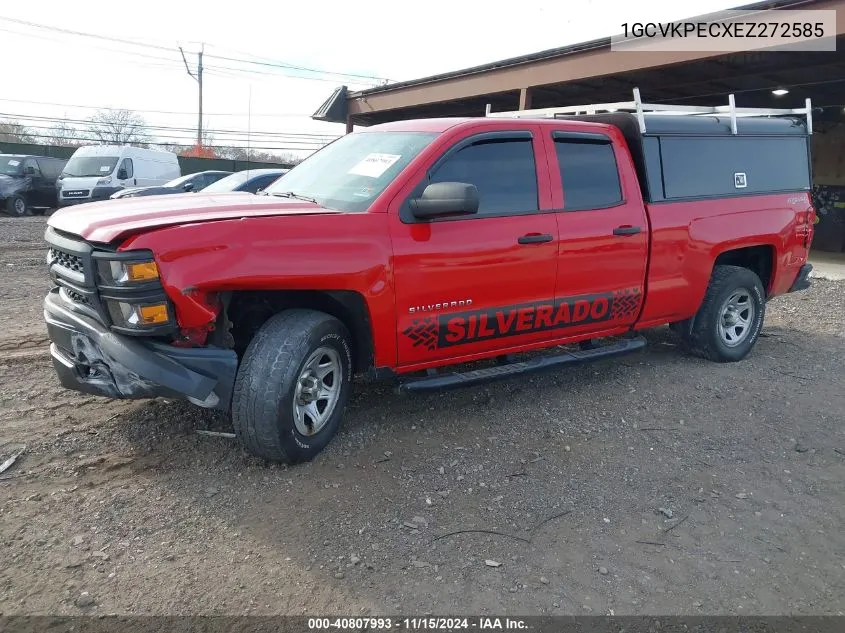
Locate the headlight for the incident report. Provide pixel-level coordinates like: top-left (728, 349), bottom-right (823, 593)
top-left (105, 300), bottom-right (171, 329)
top-left (96, 257), bottom-right (159, 286)
top-left (96, 177), bottom-right (112, 186)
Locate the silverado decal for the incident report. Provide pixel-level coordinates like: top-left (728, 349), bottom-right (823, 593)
top-left (402, 288), bottom-right (642, 351)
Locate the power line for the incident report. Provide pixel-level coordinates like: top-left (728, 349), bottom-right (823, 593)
top-left (1, 22), bottom-right (376, 86)
top-left (4, 131), bottom-right (322, 152)
top-left (0, 15), bottom-right (391, 83)
top-left (0, 97), bottom-right (314, 118)
top-left (203, 51), bottom-right (391, 82)
top-left (0, 112), bottom-right (340, 139)
top-left (2, 123), bottom-right (330, 148)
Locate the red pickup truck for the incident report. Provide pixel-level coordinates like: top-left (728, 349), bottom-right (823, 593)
top-left (43, 102), bottom-right (815, 463)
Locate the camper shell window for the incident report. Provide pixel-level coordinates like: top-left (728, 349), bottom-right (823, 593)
top-left (560, 113), bottom-right (811, 203)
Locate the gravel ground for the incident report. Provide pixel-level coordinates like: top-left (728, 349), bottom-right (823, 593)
top-left (1, 215), bottom-right (844, 616)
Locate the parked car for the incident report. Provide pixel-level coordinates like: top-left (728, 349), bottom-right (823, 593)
top-left (58, 145), bottom-right (180, 207)
top-left (200, 168), bottom-right (288, 194)
top-left (42, 100), bottom-right (815, 465)
top-left (110, 170), bottom-right (232, 199)
top-left (0, 154), bottom-right (67, 216)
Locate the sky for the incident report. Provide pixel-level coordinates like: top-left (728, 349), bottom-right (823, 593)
top-left (0, 0), bottom-right (743, 159)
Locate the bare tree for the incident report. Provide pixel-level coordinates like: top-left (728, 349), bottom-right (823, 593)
top-left (276, 152), bottom-right (305, 167)
top-left (214, 146), bottom-right (304, 166)
top-left (85, 109), bottom-right (149, 145)
top-left (46, 121), bottom-right (84, 147)
top-left (0, 119), bottom-right (34, 144)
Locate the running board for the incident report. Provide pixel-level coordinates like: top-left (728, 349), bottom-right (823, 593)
top-left (398, 336), bottom-right (647, 393)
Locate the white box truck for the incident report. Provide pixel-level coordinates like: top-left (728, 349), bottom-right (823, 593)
top-left (58, 145), bottom-right (180, 207)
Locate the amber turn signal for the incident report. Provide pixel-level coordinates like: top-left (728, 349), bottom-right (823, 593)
top-left (126, 261), bottom-right (159, 282)
top-left (138, 303), bottom-right (169, 325)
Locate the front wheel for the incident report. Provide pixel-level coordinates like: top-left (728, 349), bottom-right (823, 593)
top-left (5, 195), bottom-right (28, 217)
top-left (231, 309), bottom-right (353, 463)
top-left (680, 265), bottom-right (765, 363)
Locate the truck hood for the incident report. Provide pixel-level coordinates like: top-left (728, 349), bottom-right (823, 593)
top-left (48, 191), bottom-right (343, 243)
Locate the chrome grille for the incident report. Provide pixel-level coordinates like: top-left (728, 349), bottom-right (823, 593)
top-left (60, 287), bottom-right (91, 306)
top-left (62, 189), bottom-right (90, 198)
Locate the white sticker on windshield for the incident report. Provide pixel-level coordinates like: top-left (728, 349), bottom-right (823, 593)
top-left (347, 153), bottom-right (401, 178)
top-left (100, 165), bottom-right (111, 172)
top-left (7, 160), bottom-right (20, 166)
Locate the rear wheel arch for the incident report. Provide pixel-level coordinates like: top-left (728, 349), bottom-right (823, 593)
top-left (712, 244), bottom-right (776, 295)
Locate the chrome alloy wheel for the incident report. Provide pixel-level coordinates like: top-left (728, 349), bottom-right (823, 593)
top-left (717, 288), bottom-right (755, 347)
top-left (292, 346), bottom-right (342, 436)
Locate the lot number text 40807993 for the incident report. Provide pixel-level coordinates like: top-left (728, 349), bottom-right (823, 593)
top-left (307, 617), bottom-right (528, 630)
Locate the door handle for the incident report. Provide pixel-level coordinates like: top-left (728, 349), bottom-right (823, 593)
top-left (613, 225), bottom-right (641, 236)
top-left (518, 233), bottom-right (553, 245)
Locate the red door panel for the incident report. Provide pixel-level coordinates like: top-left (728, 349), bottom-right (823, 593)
top-left (391, 214), bottom-right (558, 365)
top-left (542, 127), bottom-right (649, 339)
top-left (389, 126), bottom-right (559, 368)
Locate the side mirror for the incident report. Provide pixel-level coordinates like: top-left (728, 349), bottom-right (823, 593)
top-left (24, 166), bottom-right (36, 175)
top-left (409, 182), bottom-right (479, 219)
top-left (183, 182), bottom-right (194, 192)
top-left (117, 169), bottom-right (128, 180)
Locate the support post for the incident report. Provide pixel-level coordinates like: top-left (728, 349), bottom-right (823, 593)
top-left (519, 88), bottom-right (533, 111)
top-left (197, 46), bottom-right (204, 147)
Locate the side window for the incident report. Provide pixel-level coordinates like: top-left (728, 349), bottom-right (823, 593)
top-left (554, 138), bottom-right (622, 210)
top-left (120, 158), bottom-right (134, 178)
top-left (36, 158), bottom-right (55, 179)
top-left (243, 175), bottom-right (273, 193)
top-left (23, 158), bottom-right (42, 177)
top-left (428, 137), bottom-right (538, 215)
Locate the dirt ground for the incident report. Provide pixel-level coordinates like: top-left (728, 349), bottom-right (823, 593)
top-left (1, 215), bottom-right (844, 616)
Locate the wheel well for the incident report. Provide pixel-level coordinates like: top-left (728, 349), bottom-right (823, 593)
top-left (223, 290), bottom-right (375, 374)
top-left (714, 245), bottom-right (775, 294)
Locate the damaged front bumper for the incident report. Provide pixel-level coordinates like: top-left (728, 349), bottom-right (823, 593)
top-left (44, 289), bottom-right (237, 410)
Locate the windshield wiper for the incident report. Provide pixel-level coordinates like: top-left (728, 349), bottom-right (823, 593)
top-left (269, 191), bottom-right (317, 204)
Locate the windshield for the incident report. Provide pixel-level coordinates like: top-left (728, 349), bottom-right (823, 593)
top-left (0, 156), bottom-right (23, 176)
top-left (263, 131), bottom-right (438, 212)
top-left (62, 156), bottom-right (119, 178)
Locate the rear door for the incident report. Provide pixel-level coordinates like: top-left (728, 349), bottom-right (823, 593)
top-left (389, 127), bottom-right (560, 367)
top-left (544, 127), bottom-right (649, 339)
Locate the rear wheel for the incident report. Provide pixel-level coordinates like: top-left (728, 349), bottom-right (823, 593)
top-left (679, 265), bottom-right (765, 363)
top-left (231, 309), bottom-right (353, 463)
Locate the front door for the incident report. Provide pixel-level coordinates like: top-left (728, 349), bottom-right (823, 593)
top-left (22, 158), bottom-right (48, 207)
top-left (545, 128), bottom-right (649, 340)
top-left (390, 128), bottom-right (559, 368)
top-left (117, 158), bottom-right (135, 188)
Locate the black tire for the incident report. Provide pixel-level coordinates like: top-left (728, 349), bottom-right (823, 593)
top-left (680, 265), bottom-right (765, 363)
top-left (5, 195), bottom-right (28, 217)
top-left (231, 309), bottom-right (354, 464)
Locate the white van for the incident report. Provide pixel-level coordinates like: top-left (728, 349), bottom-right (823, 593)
top-left (58, 145), bottom-right (180, 207)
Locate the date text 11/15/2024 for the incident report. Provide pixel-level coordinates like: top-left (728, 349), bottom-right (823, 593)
top-left (307, 617), bottom-right (528, 630)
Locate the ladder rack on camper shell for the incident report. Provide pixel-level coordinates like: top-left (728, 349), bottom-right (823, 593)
top-left (485, 87), bottom-right (813, 135)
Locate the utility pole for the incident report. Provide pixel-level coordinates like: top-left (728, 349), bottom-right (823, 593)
top-left (180, 44), bottom-right (204, 147)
